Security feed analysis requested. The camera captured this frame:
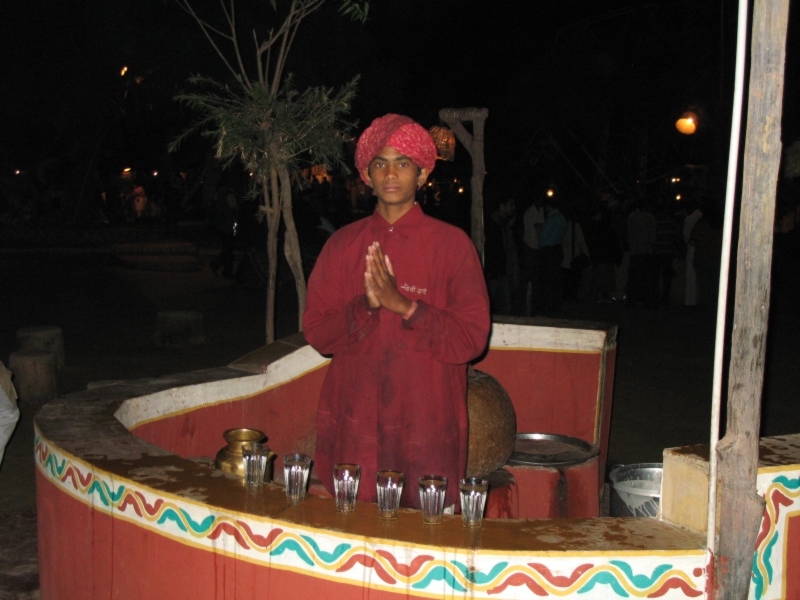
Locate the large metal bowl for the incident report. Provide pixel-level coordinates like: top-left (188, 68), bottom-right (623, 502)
top-left (506, 433), bottom-right (600, 467)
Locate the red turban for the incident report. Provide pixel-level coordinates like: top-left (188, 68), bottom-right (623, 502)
top-left (355, 114), bottom-right (437, 185)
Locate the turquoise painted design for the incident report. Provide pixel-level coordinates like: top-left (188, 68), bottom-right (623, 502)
top-left (35, 433), bottom-right (705, 598)
top-left (411, 566), bottom-right (468, 592)
top-left (577, 571), bottom-right (631, 596)
top-left (299, 535), bottom-right (351, 562)
top-left (269, 539), bottom-right (316, 566)
top-left (753, 474), bottom-right (800, 600)
top-left (773, 475), bottom-right (800, 490)
top-left (42, 452), bottom-right (67, 478)
top-left (610, 561), bottom-right (673, 588)
top-left (451, 560), bottom-right (509, 584)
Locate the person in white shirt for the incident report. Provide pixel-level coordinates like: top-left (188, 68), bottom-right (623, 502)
top-left (683, 203), bottom-right (703, 306)
top-left (523, 202), bottom-right (544, 250)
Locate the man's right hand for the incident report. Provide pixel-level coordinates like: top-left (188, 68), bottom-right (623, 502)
top-left (364, 251), bottom-right (381, 309)
top-left (364, 242), bottom-right (412, 315)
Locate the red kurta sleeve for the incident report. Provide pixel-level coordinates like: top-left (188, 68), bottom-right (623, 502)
top-left (401, 236), bottom-right (490, 365)
top-left (303, 234), bottom-right (380, 355)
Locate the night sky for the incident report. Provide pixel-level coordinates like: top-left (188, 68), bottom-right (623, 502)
top-left (1, 0), bottom-right (797, 207)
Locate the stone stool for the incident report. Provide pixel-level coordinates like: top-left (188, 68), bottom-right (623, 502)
top-left (154, 311), bottom-right (205, 347)
top-left (17, 326), bottom-right (65, 371)
top-left (8, 350), bottom-right (59, 408)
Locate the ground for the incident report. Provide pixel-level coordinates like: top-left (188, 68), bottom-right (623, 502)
top-left (1, 237), bottom-right (799, 598)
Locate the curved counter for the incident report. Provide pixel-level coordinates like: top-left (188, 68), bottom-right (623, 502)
top-left (35, 319), bottom-right (710, 599)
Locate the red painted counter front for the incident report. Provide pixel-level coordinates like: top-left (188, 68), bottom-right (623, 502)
top-left (35, 319), bottom-right (730, 600)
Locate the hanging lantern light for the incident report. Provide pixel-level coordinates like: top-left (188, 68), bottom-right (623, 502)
top-left (311, 164), bottom-right (329, 183)
top-left (675, 111), bottom-right (698, 135)
top-left (429, 125), bottom-right (456, 161)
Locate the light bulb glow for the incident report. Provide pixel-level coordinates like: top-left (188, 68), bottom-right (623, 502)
top-left (676, 111), bottom-right (698, 135)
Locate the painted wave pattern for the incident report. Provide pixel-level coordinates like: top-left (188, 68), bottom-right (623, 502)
top-left (36, 436), bottom-right (704, 598)
top-left (753, 473), bottom-right (800, 600)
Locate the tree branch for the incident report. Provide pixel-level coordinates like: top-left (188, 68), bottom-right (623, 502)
top-left (270, 3), bottom-right (298, 96)
top-left (177, 0), bottom-right (247, 90)
top-left (257, 18), bottom-right (293, 56)
top-left (178, 0), bottom-right (234, 40)
top-left (269, 0), bottom-right (324, 96)
top-left (255, 29), bottom-right (266, 86)
top-left (218, 0), bottom-right (233, 27)
top-left (225, 0), bottom-right (253, 89)
top-left (281, 10), bottom-right (309, 75)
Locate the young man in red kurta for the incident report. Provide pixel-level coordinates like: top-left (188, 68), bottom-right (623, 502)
top-left (302, 114), bottom-right (490, 509)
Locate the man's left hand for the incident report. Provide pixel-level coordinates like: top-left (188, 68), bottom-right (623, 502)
top-left (365, 242), bottom-right (413, 316)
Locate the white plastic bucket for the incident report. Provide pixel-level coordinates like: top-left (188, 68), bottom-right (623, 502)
top-left (609, 463), bottom-right (662, 518)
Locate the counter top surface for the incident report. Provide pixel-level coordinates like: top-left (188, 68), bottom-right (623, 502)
top-left (35, 365), bottom-right (703, 555)
top-left (665, 433), bottom-right (800, 469)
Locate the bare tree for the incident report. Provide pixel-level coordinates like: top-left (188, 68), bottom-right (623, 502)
top-left (172, 0), bottom-right (369, 343)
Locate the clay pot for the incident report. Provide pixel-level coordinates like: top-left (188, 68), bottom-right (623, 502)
top-left (215, 428), bottom-right (274, 479)
top-left (466, 367), bottom-right (517, 478)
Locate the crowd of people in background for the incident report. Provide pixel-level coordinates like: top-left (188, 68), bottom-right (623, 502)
top-left (3, 157), bottom-right (800, 313)
top-left (481, 188), bottom-right (733, 317)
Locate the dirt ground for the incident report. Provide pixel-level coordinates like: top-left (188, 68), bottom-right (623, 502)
top-left (1, 238), bottom-right (799, 597)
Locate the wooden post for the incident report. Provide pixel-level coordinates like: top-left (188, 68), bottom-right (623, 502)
top-left (17, 326), bottom-right (65, 371)
top-left (714, 1), bottom-right (790, 598)
top-left (8, 350), bottom-right (59, 408)
top-left (439, 108), bottom-right (489, 261)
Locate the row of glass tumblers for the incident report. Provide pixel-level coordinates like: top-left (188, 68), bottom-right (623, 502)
top-left (333, 463), bottom-right (489, 528)
top-left (251, 452), bottom-right (490, 528)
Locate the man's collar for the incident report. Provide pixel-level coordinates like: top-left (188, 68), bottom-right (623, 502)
top-left (370, 202), bottom-right (424, 231)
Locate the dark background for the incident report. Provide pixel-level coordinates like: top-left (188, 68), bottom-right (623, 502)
top-left (2, 0), bottom-right (798, 215)
top-left (1, 10), bottom-right (800, 586)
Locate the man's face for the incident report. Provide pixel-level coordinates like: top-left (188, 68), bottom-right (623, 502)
top-left (361, 145), bottom-right (429, 209)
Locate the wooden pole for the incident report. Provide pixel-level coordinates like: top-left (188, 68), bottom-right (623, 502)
top-left (706, 0), bottom-right (749, 565)
top-left (439, 108), bottom-right (489, 261)
top-left (714, 1), bottom-right (789, 598)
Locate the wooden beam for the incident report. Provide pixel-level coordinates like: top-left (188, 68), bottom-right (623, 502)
top-left (439, 108), bottom-right (489, 260)
top-left (713, 1), bottom-right (789, 598)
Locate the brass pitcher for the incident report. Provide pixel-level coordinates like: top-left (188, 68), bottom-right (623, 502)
top-left (215, 428), bottom-right (275, 479)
